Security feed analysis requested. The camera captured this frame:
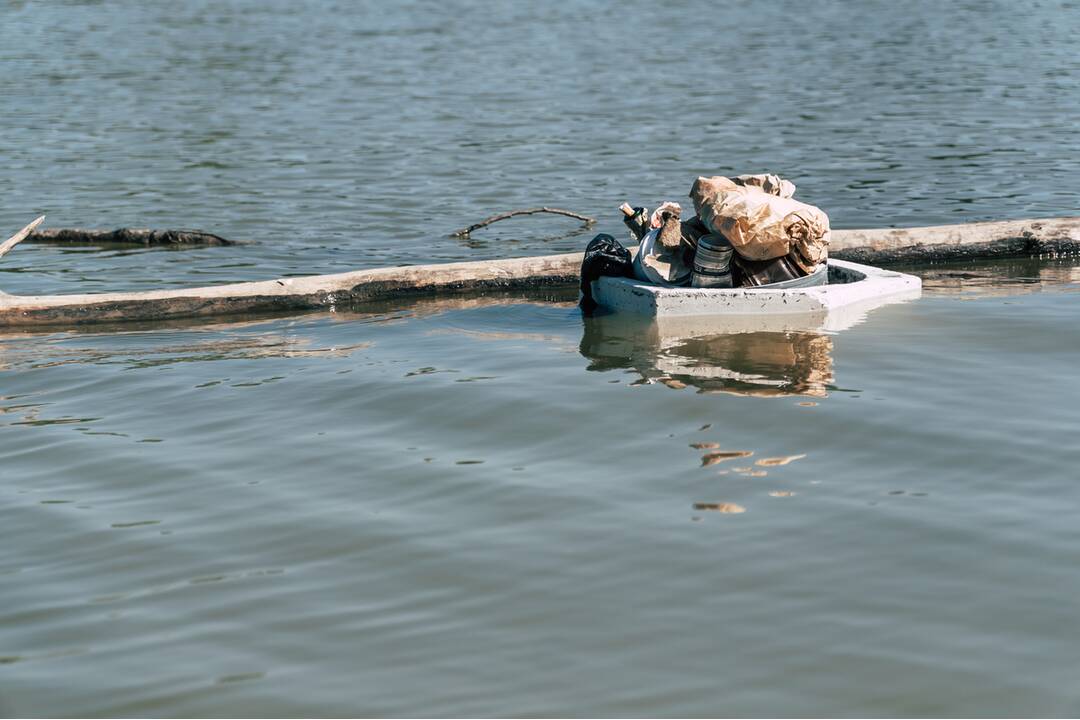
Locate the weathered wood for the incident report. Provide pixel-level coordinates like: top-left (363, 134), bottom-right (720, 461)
top-left (0, 216), bottom-right (46, 261)
top-left (26, 227), bottom-right (236, 247)
top-left (0, 251), bottom-right (584, 326)
top-left (452, 207), bottom-right (596, 238)
top-left (0, 216), bottom-right (1077, 327)
top-left (831, 217), bottom-right (1080, 264)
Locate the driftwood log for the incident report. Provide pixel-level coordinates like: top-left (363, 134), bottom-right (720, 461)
top-left (831, 218), bottom-right (1080, 264)
top-left (0, 216), bottom-right (1077, 327)
top-left (26, 227), bottom-right (236, 246)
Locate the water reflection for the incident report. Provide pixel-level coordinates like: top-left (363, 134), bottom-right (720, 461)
top-left (0, 323), bottom-right (374, 373)
top-left (917, 258), bottom-right (1080, 297)
top-left (580, 313), bottom-right (835, 398)
top-left (0, 289), bottom-right (580, 373)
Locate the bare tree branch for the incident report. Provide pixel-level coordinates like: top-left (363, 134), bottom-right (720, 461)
top-left (0, 216), bottom-right (46, 261)
top-left (452, 207), bottom-right (596, 238)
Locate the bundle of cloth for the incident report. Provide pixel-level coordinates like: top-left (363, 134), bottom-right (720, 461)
top-left (624, 174), bottom-right (831, 289)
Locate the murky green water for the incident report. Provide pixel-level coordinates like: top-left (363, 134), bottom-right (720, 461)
top-left (3, 1), bottom-right (1080, 717)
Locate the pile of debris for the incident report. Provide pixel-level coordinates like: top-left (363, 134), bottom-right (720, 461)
top-left (580, 174), bottom-right (831, 309)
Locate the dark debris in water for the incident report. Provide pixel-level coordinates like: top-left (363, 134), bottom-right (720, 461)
top-left (701, 450), bottom-right (753, 467)
top-left (110, 520), bottom-right (161, 528)
top-left (692, 502), bottom-right (746, 514)
top-left (216, 672), bottom-right (265, 684)
top-left (405, 367), bottom-right (459, 377)
top-left (12, 416), bottom-right (101, 427)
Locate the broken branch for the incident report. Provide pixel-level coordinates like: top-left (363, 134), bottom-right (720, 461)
top-left (0, 216), bottom-right (46, 261)
top-left (452, 207), bottom-right (596, 238)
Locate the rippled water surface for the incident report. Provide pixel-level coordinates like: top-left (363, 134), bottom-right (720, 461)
top-left (3, 1), bottom-right (1080, 717)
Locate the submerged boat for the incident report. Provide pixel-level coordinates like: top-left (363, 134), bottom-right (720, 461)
top-left (589, 259), bottom-right (922, 331)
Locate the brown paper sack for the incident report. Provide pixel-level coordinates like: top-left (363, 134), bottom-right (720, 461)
top-left (690, 176), bottom-right (830, 272)
top-left (732, 173), bottom-right (797, 198)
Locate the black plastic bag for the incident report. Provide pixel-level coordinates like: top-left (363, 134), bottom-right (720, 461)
top-left (579, 233), bottom-right (633, 314)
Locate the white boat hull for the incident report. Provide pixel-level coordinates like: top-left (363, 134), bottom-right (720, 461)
top-left (590, 259), bottom-right (921, 333)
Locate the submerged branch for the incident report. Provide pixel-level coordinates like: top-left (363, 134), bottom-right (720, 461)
top-left (452, 207), bottom-right (596, 238)
top-left (26, 228), bottom-right (238, 247)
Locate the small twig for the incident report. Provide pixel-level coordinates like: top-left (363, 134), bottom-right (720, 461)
top-left (0, 216), bottom-right (46, 261)
top-left (452, 207), bottom-right (595, 238)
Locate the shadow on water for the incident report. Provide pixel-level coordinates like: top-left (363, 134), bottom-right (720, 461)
top-left (579, 311), bottom-right (835, 398)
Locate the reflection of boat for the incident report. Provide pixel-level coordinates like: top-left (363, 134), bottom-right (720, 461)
top-left (581, 261), bottom-right (921, 397)
top-left (579, 312), bottom-right (835, 397)
top-left (582, 260), bottom-right (921, 398)
top-left (590, 259), bottom-right (921, 330)
top-left (656, 332), bottom-right (833, 397)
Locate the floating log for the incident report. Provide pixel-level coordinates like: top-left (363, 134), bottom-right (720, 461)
top-left (0, 252), bottom-right (584, 326)
top-left (25, 227), bottom-right (236, 247)
top-left (0, 216), bottom-right (1077, 327)
top-left (831, 217), bottom-right (1080, 265)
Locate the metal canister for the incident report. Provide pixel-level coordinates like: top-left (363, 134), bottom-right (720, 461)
top-left (691, 233), bottom-right (735, 288)
top-left (733, 253), bottom-right (805, 287)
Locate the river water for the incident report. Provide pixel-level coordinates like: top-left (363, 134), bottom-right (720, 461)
top-left (2, 1), bottom-right (1080, 717)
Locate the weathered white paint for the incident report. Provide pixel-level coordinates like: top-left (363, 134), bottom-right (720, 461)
top-left (591, 259), bottom-right (921, 332)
